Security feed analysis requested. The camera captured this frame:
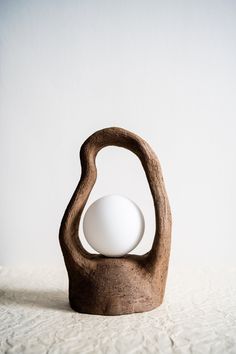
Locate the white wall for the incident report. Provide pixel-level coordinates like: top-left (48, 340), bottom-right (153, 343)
top-left (0, 0), bottom-right (235, 267)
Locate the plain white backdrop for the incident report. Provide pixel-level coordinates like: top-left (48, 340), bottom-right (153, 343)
top-left (0, 0), bottom-right (235, 267)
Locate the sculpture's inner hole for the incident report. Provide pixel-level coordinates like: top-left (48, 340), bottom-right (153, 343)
top-left (79, 146), bottom-right (155, 256)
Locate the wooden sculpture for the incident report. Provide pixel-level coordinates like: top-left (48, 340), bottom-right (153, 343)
top-left (59, 127), bottom-right (172, 315)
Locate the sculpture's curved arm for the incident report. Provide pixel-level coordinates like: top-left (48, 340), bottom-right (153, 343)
top-left (59, 127), bottom-right (171, 275)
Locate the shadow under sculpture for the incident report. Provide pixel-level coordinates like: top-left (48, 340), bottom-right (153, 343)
top-left (59, 127), bottom-right (172, 315)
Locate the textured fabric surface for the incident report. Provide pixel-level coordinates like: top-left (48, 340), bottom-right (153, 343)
top-left (0, 266), bottom-right (236, 354)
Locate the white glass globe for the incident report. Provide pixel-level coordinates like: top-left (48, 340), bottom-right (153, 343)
top-left (83, 195), bottom-right (145, 257)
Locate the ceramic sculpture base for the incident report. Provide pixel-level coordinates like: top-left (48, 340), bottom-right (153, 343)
top-left (59, 127), bottom-right (172, 315)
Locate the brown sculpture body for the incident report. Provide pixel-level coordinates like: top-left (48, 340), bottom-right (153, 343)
top-left (59, 127), bottom-right (172, 315)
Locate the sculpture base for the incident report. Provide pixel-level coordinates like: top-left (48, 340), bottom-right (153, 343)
top-left (67, 255), bottom-right (165, 316)
top-left (69, 297), bottom-right (162, 316)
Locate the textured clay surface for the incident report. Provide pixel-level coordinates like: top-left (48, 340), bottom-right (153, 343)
top-left (59, 127), bottom-right (172, 315)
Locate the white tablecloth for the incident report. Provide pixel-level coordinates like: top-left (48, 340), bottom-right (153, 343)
top-left (0, 266), bottom-right (236, 354)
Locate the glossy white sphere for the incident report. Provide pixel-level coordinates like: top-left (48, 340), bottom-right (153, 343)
top-left (83, 195), bottom-right (145, 257)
